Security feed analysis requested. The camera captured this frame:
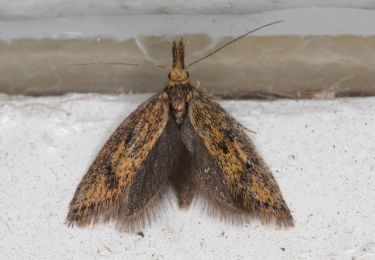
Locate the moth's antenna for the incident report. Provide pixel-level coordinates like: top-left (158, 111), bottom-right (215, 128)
top-left (54, 62), bottom-right (167, 69)
top-left (186, 20), bottom-right (284, 68)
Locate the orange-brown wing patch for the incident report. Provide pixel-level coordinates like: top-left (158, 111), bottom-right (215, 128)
top-left (67, 93), bottom-right (170, 226)
top-left (187, 90), bottom-right (293, 227)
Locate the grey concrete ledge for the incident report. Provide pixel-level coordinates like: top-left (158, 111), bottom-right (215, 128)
top-left (0, 35), bottom-right (374, 98)
top-left (0, 9), bottom-right (375, 98)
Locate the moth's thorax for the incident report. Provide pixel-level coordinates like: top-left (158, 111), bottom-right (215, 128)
top-left (165, 83), bottom-right (193, 125)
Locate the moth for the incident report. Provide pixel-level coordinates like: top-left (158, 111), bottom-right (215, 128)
top-left (67, 22), bottom-right (294, 232)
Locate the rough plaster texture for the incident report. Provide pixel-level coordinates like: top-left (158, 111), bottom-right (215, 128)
top-left (0, 94), bottom-right (374, 259)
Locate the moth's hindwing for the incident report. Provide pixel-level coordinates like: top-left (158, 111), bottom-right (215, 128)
top-left (67, 93), bottom-right (177, 230)
top-left (181, 90), bottom-right (294, 227)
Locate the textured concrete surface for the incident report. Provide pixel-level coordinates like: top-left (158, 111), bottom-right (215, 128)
top-left (0, 94), bottom-right (374, 259)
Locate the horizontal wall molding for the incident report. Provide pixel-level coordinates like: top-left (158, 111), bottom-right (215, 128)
top-left (0, 35), bottom-right (373, 98)
top-left (0, 9), bottom-right (374, 98)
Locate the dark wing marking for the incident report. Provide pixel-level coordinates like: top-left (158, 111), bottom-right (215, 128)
top-left (67, 93), bottom-right (178, 231)
top-left (181, 90), bottom-right (294, 227)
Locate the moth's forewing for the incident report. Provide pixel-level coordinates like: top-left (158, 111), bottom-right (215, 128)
top-left (67, 93), bottom-right (179, 231)
top-left (181, 90), bottom-right (294, 227)
top-left (180, 118), bottom-right (241, 211)
top-left (116, 119), bottom-right (182, 231)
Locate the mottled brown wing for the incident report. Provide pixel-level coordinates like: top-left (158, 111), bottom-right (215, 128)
top-left (67, 93), bottom-right (180, 231)
top-left (181, 90), bottom-right (294, 227)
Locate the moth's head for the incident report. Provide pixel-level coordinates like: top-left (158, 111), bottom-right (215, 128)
top-left (168, 39), bottom-right (189, 86)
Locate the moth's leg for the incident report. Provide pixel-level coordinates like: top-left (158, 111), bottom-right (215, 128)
top-left (168, 146), bottom-right (196, 209)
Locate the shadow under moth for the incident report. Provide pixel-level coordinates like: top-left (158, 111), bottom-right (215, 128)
top-left (67, 23), bottom-right (294, 232)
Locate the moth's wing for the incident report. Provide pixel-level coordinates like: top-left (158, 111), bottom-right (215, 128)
top-left (67, 93), bottom-right (180, 231)
top-left (180, 90), bottom-right (294, 227)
